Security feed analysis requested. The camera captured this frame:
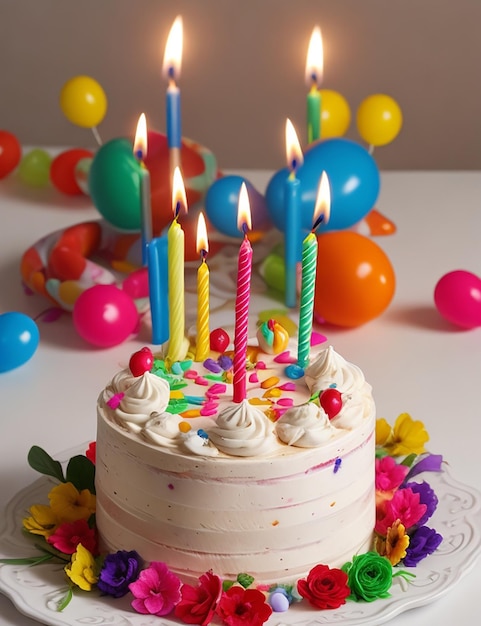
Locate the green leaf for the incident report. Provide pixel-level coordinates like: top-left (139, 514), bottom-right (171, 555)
top-left (400, 453), bottom-right (418, 468)
top-left (0, 554), bottom-right (54, 566)
top-left (65, 455), bottom-right (96, 494)
top-left (236, 573), bottom-right (254, 589)
top-left (27, 446), bottom-right (64, 482)
top-left (56, 587), bottom-right (73, 611)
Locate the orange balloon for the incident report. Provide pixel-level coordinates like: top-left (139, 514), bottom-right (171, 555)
top-left (314, 231), bottom-right (395, 327)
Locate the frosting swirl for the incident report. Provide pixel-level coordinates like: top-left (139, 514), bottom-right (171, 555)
top-left (304, 346), bottom-right (374, 429)
top-left (275, 402), bottom-right (338, 447)
top-left (209, 400), bottom-right (278, 457)
top-left (104, 369), bottom-right (170, 433)
top-left (142, 412), bottom-right (182, 448)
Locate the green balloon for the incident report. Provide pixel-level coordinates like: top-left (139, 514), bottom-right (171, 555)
top-left (19, 149), bottom-right (52, 187)
top-left (89, 138), bottom-right (141, 231)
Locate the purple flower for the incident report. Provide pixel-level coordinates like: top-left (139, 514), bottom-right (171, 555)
top-left (404, 526), bottom-right (443, 567)
top-left (129, 561), bottom-right (182, 616)
top-left (404, 481), bottom-right (438, 525)
top-left (98, 550), bottom-right (142, 598)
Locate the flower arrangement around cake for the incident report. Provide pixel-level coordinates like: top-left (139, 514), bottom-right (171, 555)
top-left (0, 413), bottom-right (444, 623)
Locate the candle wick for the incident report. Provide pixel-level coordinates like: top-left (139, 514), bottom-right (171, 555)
top-left (242, 222), bottom-right (249, 237)
top-left (134, 148), bottom-right (144, 162)
top-left (310, 73), bottom-right (319, 87)
top-left (312, 213), bottom-right (325, 233)
top-left (174, 200), bottom-right (182, 219)
top-left (200, 249), bottom-right (208, 262)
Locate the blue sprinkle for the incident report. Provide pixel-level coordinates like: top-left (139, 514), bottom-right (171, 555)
top-left (218, 355), bottom-right (233, 371)
top-left (197, 429), bottom-right (209, 440)
top-left (329, 383), bottom-right (338, 389)
top-left (285, 364), bottom-right (304, 380)
top-left (334, 458), bottom-right (342, 474)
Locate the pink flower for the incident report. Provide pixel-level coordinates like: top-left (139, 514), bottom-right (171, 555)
top-left (129, 561), bottom-right (181, 616)
top-left (46, 519), bottom-right (97, 555)
top-left (216, 586), bottom-right (272, 626)
top-left (174, 571), bottom-right (222, 625)
top-left (375, 456), bottom-right (409, 492)
top-left (375, 487), bottom-right (427, 535)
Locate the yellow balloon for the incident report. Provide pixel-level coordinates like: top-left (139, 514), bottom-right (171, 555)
top-left (356, 94), bottom-right (402, 147)
top-left (319, 89), bottom-right (351, 138)
top-left (60, 75), bottom-right (107, 128)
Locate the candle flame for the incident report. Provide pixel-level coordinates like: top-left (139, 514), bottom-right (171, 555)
top-left (133, 113), bottom-right (148, 161)
top-left (285, 118), bottom-right (304, 173)
top-left (237, 183), bottom-right (252, 233)
top-left (313, 171), bottom-right (331, 228)
top-left (172, 166), bottom-right (188, 218)
top-left (305, 26), bottom-right (324, 87)
top-left (196, 211), bottom-right (209, 255)
top-left (162, 15), bottom-right (183, 83)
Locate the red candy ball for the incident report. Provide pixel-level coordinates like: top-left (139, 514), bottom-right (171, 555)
top-left (129, 347), bottom-right (154, 376)
top-left (320, 388), bottom-right (343, 419)
top-left (0, 130), bottom-right (22, 179)
top-left (210, 327), bottom-right (230, 353)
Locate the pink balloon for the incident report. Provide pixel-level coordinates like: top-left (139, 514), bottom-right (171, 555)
top-left (73, 284), bottom-right (139, 347)
top-left (434, 270), bottom-right (481, 329)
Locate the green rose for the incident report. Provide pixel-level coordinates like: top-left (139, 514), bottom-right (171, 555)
top-left (342, 552), bottom-right (393, 602)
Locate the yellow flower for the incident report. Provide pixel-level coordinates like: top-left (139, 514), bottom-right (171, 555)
top-left (48, 482), bottom-right (96, 524)
top-left (22, 504), bottom-right (59, 537)
top-left (388, 413), bottom-right (429, 456)
top-left (375, 418), bottom-right (392, 446)
top-left (65, 543), bottom-right (98, 591)
top-left (375, 520), bottom-right (410, 566)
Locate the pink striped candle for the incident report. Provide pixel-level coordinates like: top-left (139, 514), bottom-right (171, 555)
top-left (233, 183), bottom-right (253, 403)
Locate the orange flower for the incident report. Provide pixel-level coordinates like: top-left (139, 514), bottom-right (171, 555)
top-left (48, 482), bottom-right (96, 524)
top-left (375, 520), bottom-right (410, 566)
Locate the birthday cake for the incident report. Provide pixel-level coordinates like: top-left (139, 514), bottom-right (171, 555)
top-left (95, 320), bottom-right (376, 587)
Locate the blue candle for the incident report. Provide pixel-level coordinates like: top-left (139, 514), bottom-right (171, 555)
top-left (284, 119), bottom-right (304, 308)
top-left (148, 236), bottom-right (169, 345)
top-left (133, 113), bottom-right (152, 266)
top-left (162, 15), bottom-right (183, 178)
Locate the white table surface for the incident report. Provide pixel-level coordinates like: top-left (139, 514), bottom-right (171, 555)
top-left (1, 168), bottom-right (480, 624)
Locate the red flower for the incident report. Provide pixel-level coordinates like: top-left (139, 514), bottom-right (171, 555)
top-left (297, 564), bottom-right (350, 610)
top-left (174, 571), bottom-right (222, 625)
top-left (216, 585), bottom-right (272, 626)
top-left (46, 519), bottom-right (98, 555)
top-left (85, 442), bottom-right (96, 465)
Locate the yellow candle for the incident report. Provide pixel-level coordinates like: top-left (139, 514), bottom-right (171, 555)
top-left (195, 212), bottom-right (210, 361)
top-left (166, 167), bottom-right (187, 363)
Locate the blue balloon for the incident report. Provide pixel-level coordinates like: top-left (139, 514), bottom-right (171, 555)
top-left (205, 175), bottom-right (273, 238)
top-left (0, 312), bottom-right (40, 373)
top-left (265, 137), bottom-right (380, 245)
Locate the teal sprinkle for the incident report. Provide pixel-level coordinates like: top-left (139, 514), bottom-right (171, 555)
top-left (180, 359), bottom-right (193, 371)
top-left (171, 362), bottom-right (183, 375)
top-left (184, 395), bottom-right (205, 405)
top-left (197, 429), bottom-right (208, 439)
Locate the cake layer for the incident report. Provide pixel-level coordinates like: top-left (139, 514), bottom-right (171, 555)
top-left (95, 342), bottom-right (376, 585)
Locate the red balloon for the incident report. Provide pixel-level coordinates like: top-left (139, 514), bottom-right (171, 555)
top-left (50, 148), bottom-right (93, 195)
top-left (314, 231), bottom-right (395, 327)
top-left (0, 130), bottom-right (22, 178)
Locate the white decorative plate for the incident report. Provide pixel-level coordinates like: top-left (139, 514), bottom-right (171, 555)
top-left (1, 463), bottom-right (480, 626)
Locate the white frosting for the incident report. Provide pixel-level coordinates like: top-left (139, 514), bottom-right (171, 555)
top-left (208, 399), bottom-right (278, 457)
top-left (142, 412), bottom-right (182, 448)
top-left (275, 402), bottom-right (338, 447)
top-left (182, 431), bottom-right (220, 457)
top-left (103, 369), bottom-right (170, 433)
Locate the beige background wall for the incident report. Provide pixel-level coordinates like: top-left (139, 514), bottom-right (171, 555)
top-left (1, 0), bottom-right (480, 170)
